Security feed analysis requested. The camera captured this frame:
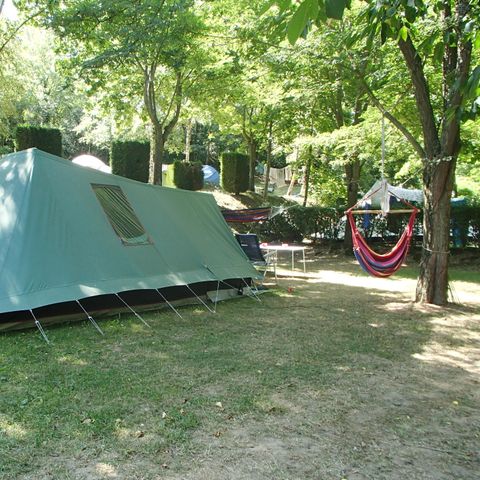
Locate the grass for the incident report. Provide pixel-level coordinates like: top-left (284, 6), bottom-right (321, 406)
top-left (1, 258), bottom-right (479, 479)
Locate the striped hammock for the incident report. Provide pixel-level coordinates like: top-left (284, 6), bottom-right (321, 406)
top-left (221, 207), bottom-right (271, 223)
top-left (346, 208), bottom-right (417, 277)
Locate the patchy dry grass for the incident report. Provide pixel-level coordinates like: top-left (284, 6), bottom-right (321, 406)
top-left (1, 256), bottom-right (479, 480)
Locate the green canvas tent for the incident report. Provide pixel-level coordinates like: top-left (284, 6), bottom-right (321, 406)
top-left (0, 149), bottom-right (258, 334)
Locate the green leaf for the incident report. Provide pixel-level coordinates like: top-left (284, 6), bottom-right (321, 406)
top-left (398, 25), bottom-right (408, 42)
top-left (287, 0), bottom-right (313, 45)
top-left (405, 6), bottom-right (417, 23)
top-left (433, 42), bottom-right (444, 63)
top-left (464, 66), bottom-right (480, 99)
top-left (381, 22), bottom-right (388, 44)
top-left (325, 0), bottom-right (348, 20)
top-left (258, 1), bottom-right (276, 16)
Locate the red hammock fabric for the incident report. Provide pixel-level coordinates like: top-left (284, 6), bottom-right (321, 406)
top-left (346, 207), bottom-right (418, 278)
top-left (222, 207), bottom-right (271, 223)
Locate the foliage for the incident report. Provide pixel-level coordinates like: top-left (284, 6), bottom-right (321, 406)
top-left (451, 203), bottom-right (480, 248)
top-left (165, 160), bottom-right (204, 191)
top-left (15, 124), bottom-right (62, 156)
top-left (110, 141), bottom-right (149, 182)
top-left (31, 0), bottom-right (209, 183)
top-left (251, 205), bottom-right (343, 243)
top-left (220, 152), bottom-right (249, 195)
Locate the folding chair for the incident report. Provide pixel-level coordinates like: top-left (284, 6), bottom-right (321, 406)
top-left (235, 234), bottom-right (277, 284)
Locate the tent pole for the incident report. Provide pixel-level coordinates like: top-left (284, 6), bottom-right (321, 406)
top-left (30, 310), bottom-right (50, 344)
top-left (115, 294), bottom-right (151, 328)
top-left (220, 278), bottom-right (261, 303)
top-left (155, 289), bottom-right (184, 319)
top-left (242, 278), bottom-right (261, 302)
top-left (213, 281), bottom-right (220, 313)
top-left (76, 300), bottom-right (104, 335)
top-left (186, 285), bottom-right (215, 313)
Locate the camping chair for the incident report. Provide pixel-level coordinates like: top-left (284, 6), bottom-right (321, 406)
top-left (235, 234), bottom-right (277, 284)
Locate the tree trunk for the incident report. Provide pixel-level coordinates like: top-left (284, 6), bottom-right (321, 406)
top-left (302, 146), bottom-right (312, 207)
top-left (286, 172), bottom-right (296, 196)
top-left (185, 118), bottom-right (192, 162)
top-left (343, 158), bottom-right (361, 251)
top-left (247, 138), bottom-right (257, 192)
top-left (415, 158), bottom-right (456, 304)
top-left (144, 68), bottom-right (182, 186)
top-left (149, 126), bottom-right (164, 185)
top-left (263, 120), bottom-right (273, 199)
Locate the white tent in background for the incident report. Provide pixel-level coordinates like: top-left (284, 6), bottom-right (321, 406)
top-left (72, 154), bottom-right (111, 173)
top-left (362, 179), bottom-right (423, 213)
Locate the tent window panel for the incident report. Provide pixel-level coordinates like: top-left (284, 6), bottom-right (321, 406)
top-left (92, 184), bottom-right (151, 246)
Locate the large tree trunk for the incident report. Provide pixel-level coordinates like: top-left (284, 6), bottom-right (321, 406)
top-left (397, 36), bottom-right (449, 305)
top-left (398, 0), bottom-right (471, 305)
top-left (416, 158), bottom-right (456, 304)
top-left (149, 126), bottom-right (165, 185)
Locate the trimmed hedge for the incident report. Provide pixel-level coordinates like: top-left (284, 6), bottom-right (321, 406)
top-left (15, 125), bottom-right (62, 156)
top-left (252, 205), bottom-right (343, 243)
top-left (247, 204), bottom-right (480, 249)
top-left (110, 141), bottom-right (150, 182)
top-left (220, 152), bottom-right (249, 195)
top-left (451, 204), bottom-right (480, 248)
top-left (165, 160), bottom-right (204, 191)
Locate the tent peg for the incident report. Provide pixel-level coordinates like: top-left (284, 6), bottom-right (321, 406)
top-left (30, 310), bottom-right (50, 344)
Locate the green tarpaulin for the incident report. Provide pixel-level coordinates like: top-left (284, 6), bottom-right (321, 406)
top-left (0, 149), bottom-right (258, 316)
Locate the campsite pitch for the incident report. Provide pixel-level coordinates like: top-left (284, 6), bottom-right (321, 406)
top-left (1, 258), bottom-right (479, 479)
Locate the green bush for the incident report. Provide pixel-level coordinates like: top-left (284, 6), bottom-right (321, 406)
top-left (15, 125), bottom-right (62, 156)
top-left (166, 160), bottom-right (204, 191)
top-left (110, 141), bottom-right (149, 182)
top-left (254, 214), bottom-right (303, 243)
top-left (451, 203), bottom-right (480, 248)
top-left (249, 206), bottom-right (342, 243)
top-left (220, 152), bottom-right (249, 194)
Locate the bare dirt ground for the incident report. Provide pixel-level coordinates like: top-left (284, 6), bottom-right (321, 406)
top-left (154, 256), bottom-right (480, 480)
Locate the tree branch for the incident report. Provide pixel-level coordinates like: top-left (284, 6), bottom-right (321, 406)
top-left (0, 7), bottom-right (46, 55)
top-left (358, 76), bottom-right (426, 159)
top-left (163, 71), bottom-right (183, 139)
top-left (398, 36), bottom-right (441, 158)
top-left (440, 0), bottom-right (472, 156)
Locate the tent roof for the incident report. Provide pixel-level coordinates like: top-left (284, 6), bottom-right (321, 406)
top-left (0, 149), bottom-right (257, 315)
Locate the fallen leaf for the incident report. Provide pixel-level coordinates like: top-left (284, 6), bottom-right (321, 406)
top-left (162, 411), bottom-right (167, 419)
top-left (215, 401), bottom-right (223, 409)
top-left (135, 431), bottom-right (145, 438)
